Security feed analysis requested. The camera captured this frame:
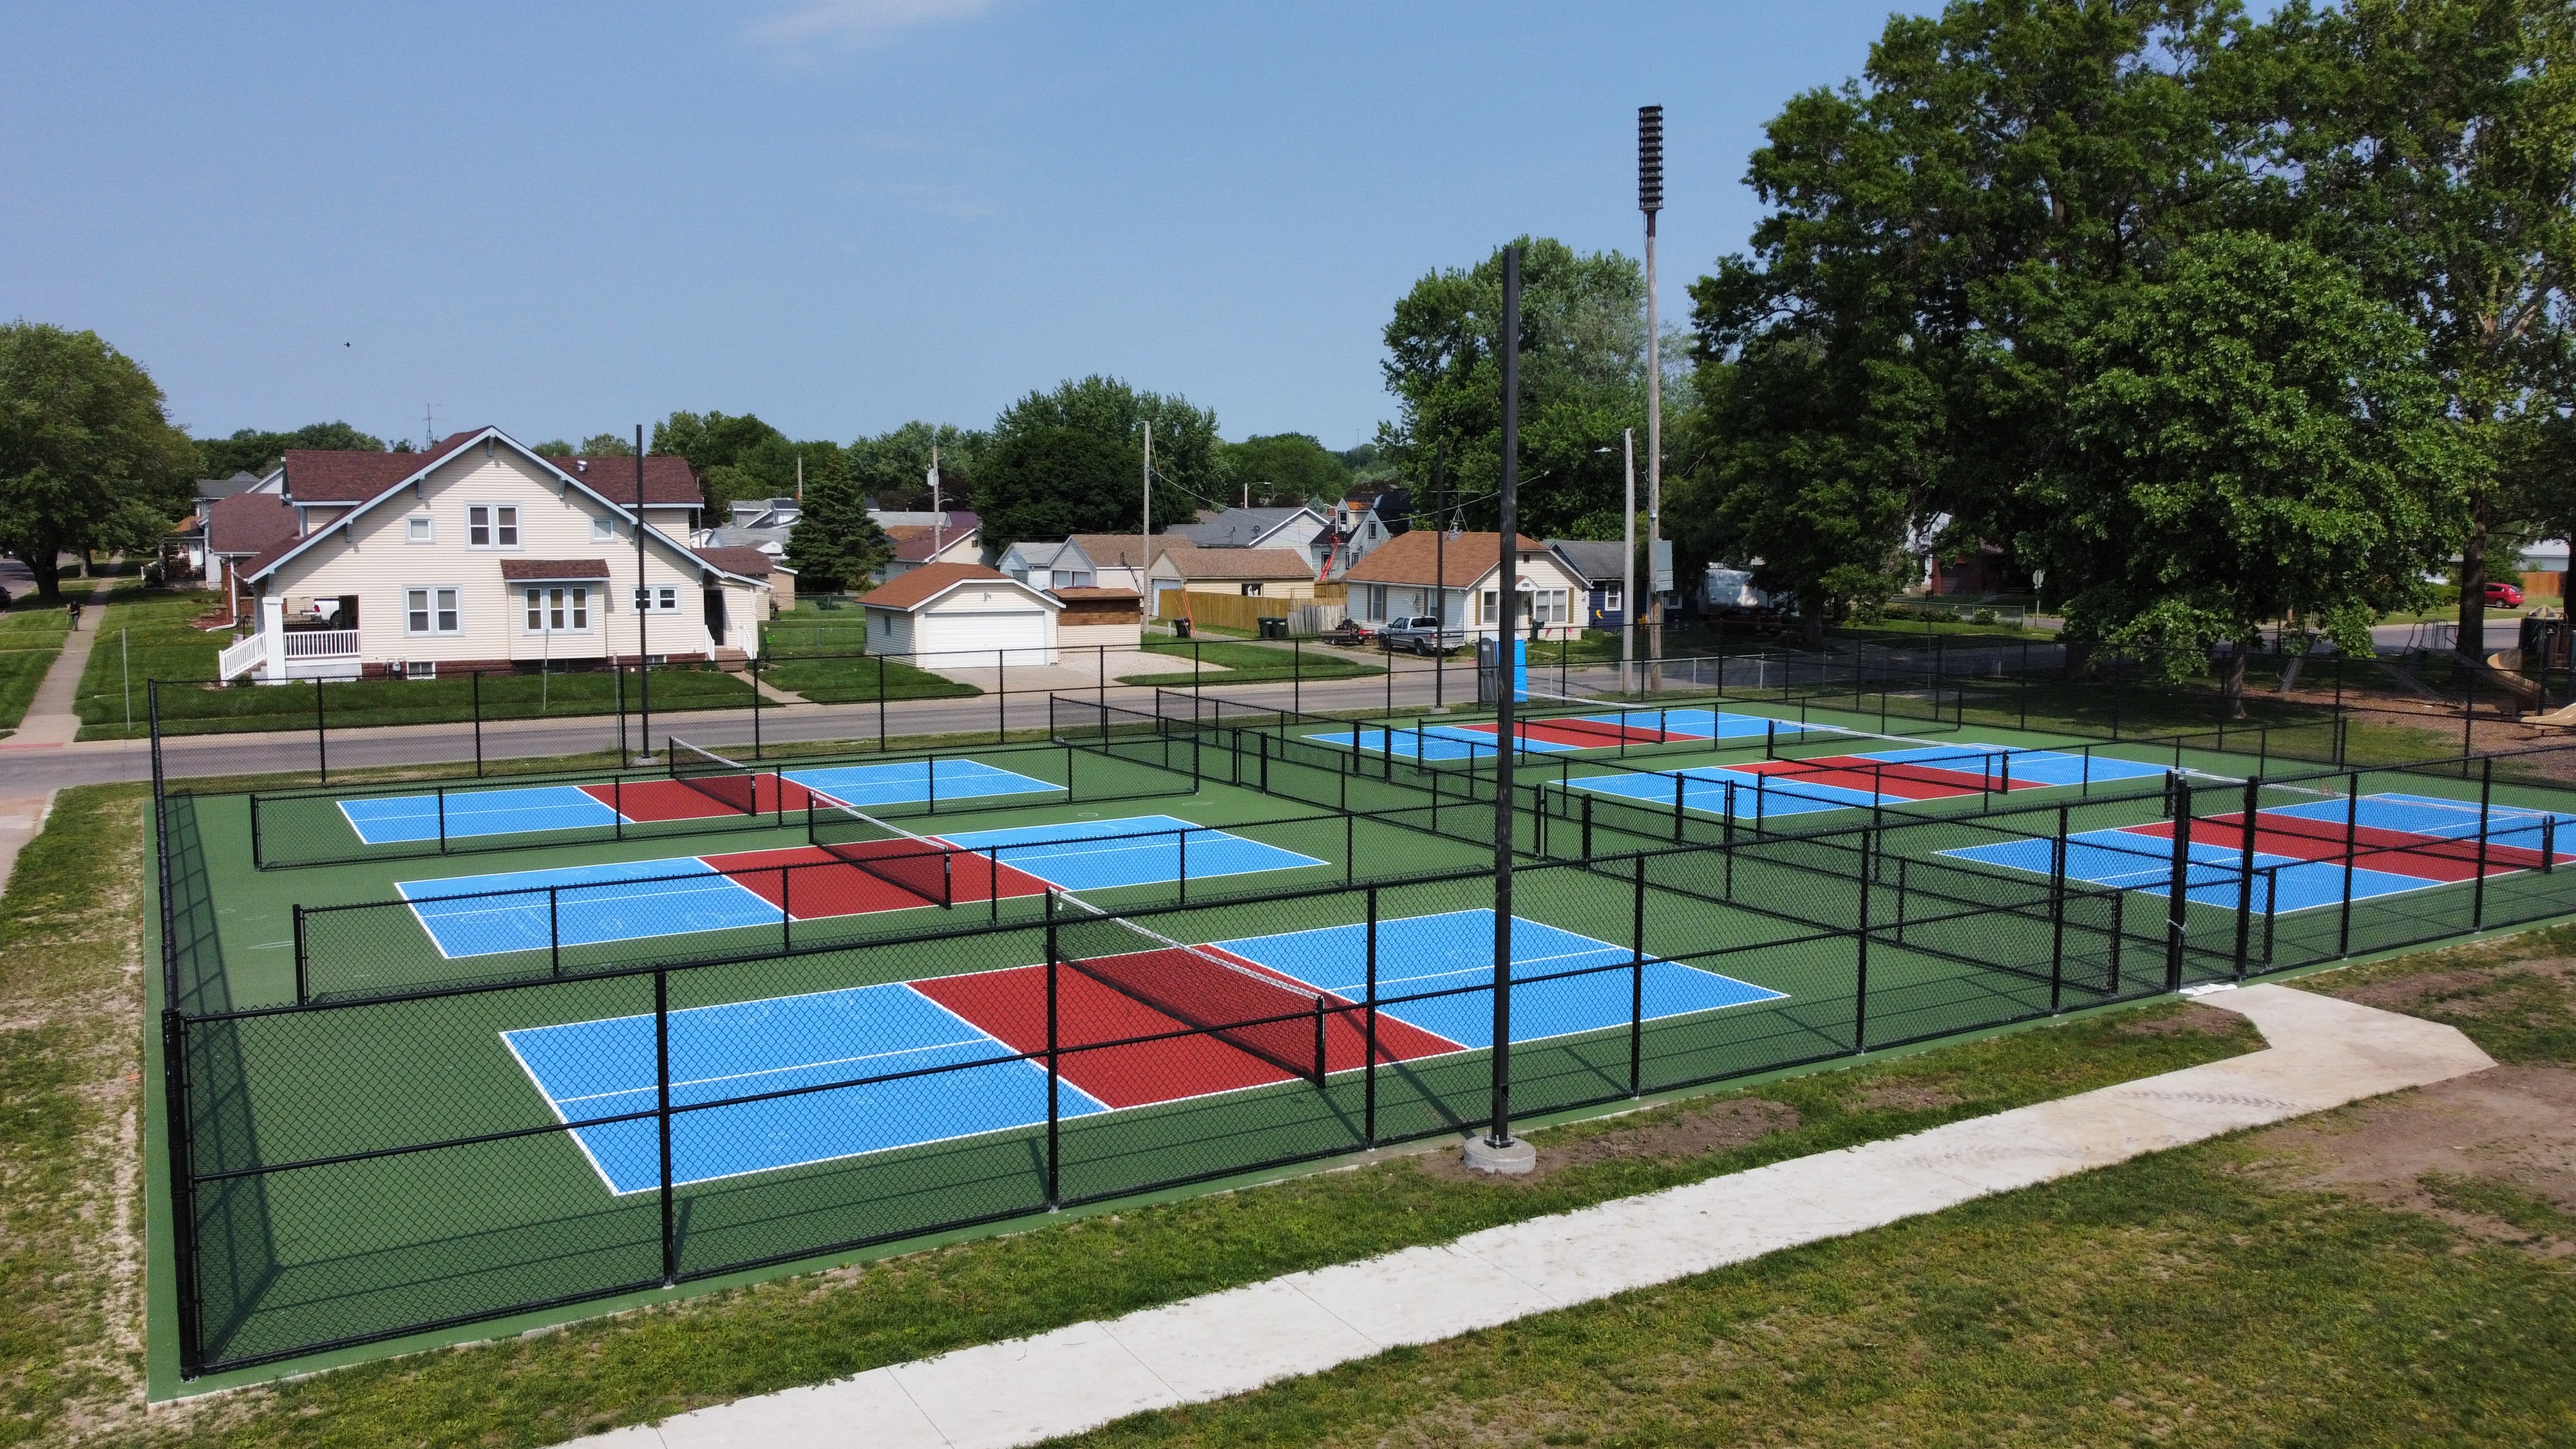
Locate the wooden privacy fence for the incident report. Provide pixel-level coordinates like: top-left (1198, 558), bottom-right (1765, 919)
top-left (1157, 585), bottom-right (1346, 634)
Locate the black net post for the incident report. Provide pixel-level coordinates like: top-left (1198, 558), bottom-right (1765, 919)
top-left (1044, 890), bottom-right (1061, 1208)
top-left (1628, 852), bottom-right (1646, 1096)
top-left (656, 965), bottom-right (676, 1287)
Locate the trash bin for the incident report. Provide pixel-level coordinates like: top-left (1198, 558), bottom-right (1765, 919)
top-left (1258, 616), bottom-right (1288, 640)
top-left (1173, 618), bottom-right (1191, 639)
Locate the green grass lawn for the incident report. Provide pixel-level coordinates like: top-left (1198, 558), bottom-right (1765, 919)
top-left (753, 651), bottom-right (981, 703)
top-left (0, 600), bottom-right (73, 733)
top-left (70, 587), bottom-right (765, 739)
top-left (1118, 638), bottom-right (1384, 687)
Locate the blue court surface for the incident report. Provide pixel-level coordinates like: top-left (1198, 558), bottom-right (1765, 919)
top-left (1565, 707), bottom-right (1823, 743)
top-left (1862, 745), bottom-right (2169, 789)
top-left (337, 758), bottom-right (1057, 845)
top-left (2264, 791), bottom-right (2573, 842)
top-left (341, 784), bottom-right (621, 845)
top-left (1564, 766), bottom-right (1857, 819)
top-left (780, 759), bottom-right (1058, 810)
top-left (932, 815), bottom-right (1325, 893)
top-left (502, 909), bottom-right (1782, 1193)
top-left (1564, 743), bottom-right (2170, 820)
top-left (401, 815), bottom-right (1321, 956)
top-left (1303, 721), bottom-right (1582, 761)
top-left (504, 984), bottom-right (1110, 1193)
top-left (1939, 832), bottom-right (2432, 913)
top-left (1218, 908), bottom-right (1785, 1052)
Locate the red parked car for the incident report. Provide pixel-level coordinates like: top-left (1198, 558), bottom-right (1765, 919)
top-left (2485, 580), bottom-right (2526, 608)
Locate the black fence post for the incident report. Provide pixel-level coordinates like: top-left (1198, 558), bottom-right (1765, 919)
top-left (473, 670), bottom-right (485, 776)
top-left (549, 886), bottom-right (562, 976)
top-left (292, 905), bottom-right (308, 1005)
top-left (750, 650), bottom-right (763, 760)
top-left (162, 1008), bottom-right (202, 1380)
top-left (1177, 827), bottom-right (1189, 905)
top-left (1045, 890), bottom-right (1061, 1208)
top-left (2234, 775), bottom-right (2259, 978)
top-left (1363, 884), bottom-right (1379, 1148)
top-left (877, 656), bottom-right (888, 751)
top-left (657, 965), bottom-right (676, 1287)
top-left (2166, 775), bottom-right (2192, 990)
top-left (2340, 771), bottom-right (2360, 956)
top-left (1853, 828), bottom-right (1873, 1051)
top-left (314, 676), bottom-right (327, 784)
top-left (998, 649), bottom-right (1008, 744)
top-left (2050, 806), bottom-right (2067, 1012)
top-left (1629, 852), bottom-right (1646, 1096)
top-left (2473, 755), bottom-right (2494, 929)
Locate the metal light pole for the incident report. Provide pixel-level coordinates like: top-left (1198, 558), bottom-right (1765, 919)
top-left (635, 424), bottom-right (653, 763)
top-left (1468, 245), bottom-right (1532, 1174)
top-left (1640, 104), bottom-right (1665, 690)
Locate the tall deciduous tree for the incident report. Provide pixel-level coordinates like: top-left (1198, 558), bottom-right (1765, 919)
top-left (851, 421), bottom-right (985, 511)
top-left (1379, 238), bottom-right (1646, 538)
top-left (1220, 433), bottom-right (1351, 506)
top-left (2036, 232), bottom-right (2466, 716)
top-left (978, 377), bottom-right (1220, 549)
top-left (0, 322), bottom-right (197, 598)
top-left (2255, 0), bottom-right (2576, 655)
top-left (195, 421), bottom-right (386, 477)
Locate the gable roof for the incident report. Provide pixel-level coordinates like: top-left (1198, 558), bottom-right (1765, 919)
top-left (886, 523), bottom-right (981, 564)
top-left (692, 545), bottom-right (775, 578)
top-left (1342, 531), bottom-right (1548, 588)
top-left (1067, 534), bottom-right (1180, 571)
top-left (1166, 506), bottom-right (1327, 549)
top-left (1546, 540), bottom-right (1628, 587)
top-left (245, 426), bottom-right (717, 584)
top-left (1152, 543), bottom-right (1316, 580)
top-left (998, 537), bottom-right (1086, 568)
top-left (280, 433), bottom-right (701, 506)
top-left (859, 562), bottom-right (1059, 612)
top-left (205, 493), bottom-right (299, 557)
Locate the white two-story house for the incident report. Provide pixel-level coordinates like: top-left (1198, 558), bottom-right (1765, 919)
top-left (220, 428), bottom-right (772, 683)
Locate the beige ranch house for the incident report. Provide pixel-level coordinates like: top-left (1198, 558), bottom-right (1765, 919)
top-left (223, 428), bottom-right (771, 683)
top-left (1341, 531), bottom-right (1587, 641)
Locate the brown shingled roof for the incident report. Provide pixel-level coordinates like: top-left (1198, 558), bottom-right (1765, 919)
top-left (886, 523), bottom-right (980, 564)
top-left (280, 431), bottom-right (700, 505)
top-left (1066, 534), bottom-right (1180, 570)
top-left (204, 493), bottom-right (298, 557)
top-left (499, 559), bottom-right (611, 581)
top-left (1151, 543), bottom-right (1315, 580)
top-left (1342, 531), bottom-right (1546, 588)
top-left (860, 562), bottom-right (1054, 612)
top-left (692, 546), bottom-right (774, 579)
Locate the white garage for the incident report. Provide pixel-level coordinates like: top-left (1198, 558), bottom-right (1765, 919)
top-left (862, 562), bottom-right (1061, 667)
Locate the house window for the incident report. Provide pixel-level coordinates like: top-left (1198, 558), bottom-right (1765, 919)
top-left (631, 586), bottom-right (680, 612)
top-left (1535, 589), bottom-right (1569, 625)
top-left (405, 515), bottom-right (434, 544)
top-left (524, 585), bottom-right (590, 632)
top-left (1602, 586), bottom-right (1623, 614)
top-left (1367, 585), bottom-right (1387, 620)
top-left (1241, 583), bottom-right (1264, 597)
top-left (405, 587), bottom-right (461, 636)
top-left (468, 504), bottom-right (520, 548)
top-left (591, 515), bottom-right (618, 542)
top-left (404, 661), bottom-right (437, 680)
top-left (1481, 589), bottom-right (1497, 622)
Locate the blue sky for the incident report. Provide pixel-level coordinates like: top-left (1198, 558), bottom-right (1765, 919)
top-left (2, 2), bottom-right (1933, 452)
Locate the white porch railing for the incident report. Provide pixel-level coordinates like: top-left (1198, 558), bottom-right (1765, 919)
top-left (218, 633), bottom-right (264, 681)
top-left (281, 629), bottom-right (360, 660)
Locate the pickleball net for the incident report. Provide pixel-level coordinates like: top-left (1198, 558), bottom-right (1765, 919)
top-left (808, 797), bottom-right (969, 908)
top-left (668, 737), bottom-right (762, 817)
top-left (1056, 894), bottom-right (1331, 1086)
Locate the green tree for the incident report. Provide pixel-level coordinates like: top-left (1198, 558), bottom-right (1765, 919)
top-left (195, 420), bottom-right (387, 477)
top-left (2035, 232), bottom-right (2467, 717)
top-left (652, 410), bottom-right (795, 510)
top-left (976, 425), bottom-right (1141, 547)
top-left (2255, 0), bottom-right (2576, 654)
top-left (1219, 433), bottom-right (1350, 505)
top-left (781, 448), bottom-right (892, 594)
top-left (531, 439), bottom-right (575, 457)
top-left (851, 421), bottom-right (984, 511)
top-left (1379, 238), bottom-right (1645, 538)
top-left (0, 323), bottom-right (197, 598)
top-left (578, 432), bottom-right (635, 457)
top-left (980, 377), bottom-right (1220, 548)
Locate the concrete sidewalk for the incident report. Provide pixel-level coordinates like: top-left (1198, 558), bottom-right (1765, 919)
top-left (583, 983), bottom-right (2491, 1449)
top-left (7, 578), bottom-right (115, 747)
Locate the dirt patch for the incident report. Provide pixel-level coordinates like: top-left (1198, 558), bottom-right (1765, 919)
top-left (2319, 956), bottom-right (2576, 1020)
top-left (2245, 1063), bottom-right (2576, 1256)
top-left (1853, 1081), bottom-right (1964, 1112)
top-left (2110, 1001), bottom-right (2246, 1039)
top-left (1415, 1095), bottom-right (1800, 1186)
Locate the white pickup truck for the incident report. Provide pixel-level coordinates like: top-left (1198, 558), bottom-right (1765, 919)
top-left (1378, 616), bottom-right (1470, 656)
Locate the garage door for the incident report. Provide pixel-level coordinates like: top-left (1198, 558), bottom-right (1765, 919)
top-left (919, 609), bottom-right (1049, 664)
